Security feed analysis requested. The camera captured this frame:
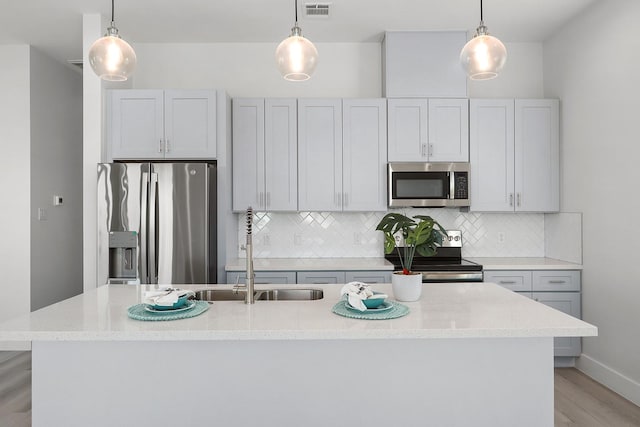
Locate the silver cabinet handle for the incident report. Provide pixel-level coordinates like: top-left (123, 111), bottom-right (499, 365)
top-left (429, 143), bottom-right (434, 157)
top-left (548, 280), bottom-right (566, 284)
top-left (509, 193), bottom-right (514, 207)
top-left (517, 193), bottom-right (521, 207)
top-left (499, 280), bottom-right (517, 284)
top-left (165, 139), bottom-right (170, 153)
top-left (158, 139), bottom-right (163, 153)
top-left (421, 143), bottom-right (427, 157)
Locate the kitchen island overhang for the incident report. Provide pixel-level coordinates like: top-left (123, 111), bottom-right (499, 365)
top-left (0, 283), bottom-right (597, 427)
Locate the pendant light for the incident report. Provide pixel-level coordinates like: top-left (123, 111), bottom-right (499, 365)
top-left (275, 0), bottom-right (319, 81)
top-left (459, 0), bottom-right (507, 80)
top-left (88, 0), bottom-right (137, 81)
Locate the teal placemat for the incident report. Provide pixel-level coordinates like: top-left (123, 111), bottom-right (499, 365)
top-left (332, 300), bottom-right (409, 320)
top-left (127, 301), bottom-right (209, 321)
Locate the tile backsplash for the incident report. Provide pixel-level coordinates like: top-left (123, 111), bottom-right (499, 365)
top-left (237, 209), bottom-right (546, 259)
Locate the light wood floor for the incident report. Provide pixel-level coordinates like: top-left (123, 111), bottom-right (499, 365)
top-left (0, 352), bottom-right (638, 426)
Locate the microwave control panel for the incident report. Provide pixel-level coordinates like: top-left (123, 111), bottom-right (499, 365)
top-left (453, 172), bottom-right (469, 199)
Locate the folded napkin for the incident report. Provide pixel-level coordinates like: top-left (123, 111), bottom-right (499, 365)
top-left (143, 287), bottom-right (194, 307)
top-left (340, 282), bottom-right (388, 312)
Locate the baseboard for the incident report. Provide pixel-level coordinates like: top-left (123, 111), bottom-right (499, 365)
top-left (576, 353), bottom-right (640, 406)
top-left (0, 341), bottom-right (31, 351)
top-left (554, 356), bottom-right (576, 368)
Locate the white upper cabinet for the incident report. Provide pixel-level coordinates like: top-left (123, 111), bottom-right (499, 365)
top-left (383, 31), bottom-right (467, 98)
top-left (108, 89), bottom-right (216, 160)
top-left (388, 98), bottom-right (469, 162)
top-left (342, 99), bottom-right (387, 211)
top-left (298, 99), bottom-right (343, 211)
top-left (298, 98), bottom-right (388, 212)
top-left (232, 98), bottom-right (297, 212)
top-left (470, 99), bottom-right (559, 212)
top-left (515, 99), bottom-right (560, 212)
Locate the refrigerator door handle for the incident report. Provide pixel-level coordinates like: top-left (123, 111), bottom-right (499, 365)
top-left (149, 172), bottom-right (158, 284)
top-left (140, 172), bottom-right (149, 284)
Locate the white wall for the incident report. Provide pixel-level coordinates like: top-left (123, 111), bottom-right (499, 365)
top-left (544, 0), bottom-right (640, 405)
top-left (131, 42), bottom-right (382, 98)
top-left (29, 47), bottom-right (83, 310)
top-left (0, 46), bottom-right (31, 323)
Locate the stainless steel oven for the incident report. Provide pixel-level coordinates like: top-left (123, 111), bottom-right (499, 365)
top-left (388, 162), bottom-right (470, 208)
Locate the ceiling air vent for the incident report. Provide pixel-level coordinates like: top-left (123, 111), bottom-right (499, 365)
top-left (305, 3), bottom-right (331, 18)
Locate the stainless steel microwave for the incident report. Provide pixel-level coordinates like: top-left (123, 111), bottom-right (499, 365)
top-left (388, 162), bottom-right (470, 208)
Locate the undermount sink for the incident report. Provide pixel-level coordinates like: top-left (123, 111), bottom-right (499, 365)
top-left (194, 288), bottom-right (324, 302)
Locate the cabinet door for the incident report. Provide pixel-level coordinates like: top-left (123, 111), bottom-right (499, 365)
top-left (533, 292), bottom-right (582, 356)
top-left (232, 98), bottom-right (265, 211)
top-left (298, 99), bottom-right (343, 211)
top-left (265, 98), bottom-right (298, 211)
top-left (226, 271), bottom-right (296, 285)
top-left (297, 271), bottom-right (346, 284)
top-left (109, 90), bottom-right (164, 160)
top-left (469, 99), bottom-right (515, 212)
top-left (428, 99), bottom-right (469, 162)
top-left (387, 99), bottom-right (428, 161)
top-left (515, 99), bottom-right (559, 212)
top-left (345, 271), bottom-right (393, 284)
top-left (342, 99), bottom-right (387, 211)
top-left (484, 270), bottom-right (532, 292)
top-left (164, 90), bottom-right (216, 159)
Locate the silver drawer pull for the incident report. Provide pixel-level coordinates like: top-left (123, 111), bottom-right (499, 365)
top-left (499, 280), bottom-right (517, 284)
top-left (548, 280), bottom-right (566, 284)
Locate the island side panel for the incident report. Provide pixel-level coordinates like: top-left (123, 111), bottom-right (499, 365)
top-left (32, 338), bottom-right (554, 427)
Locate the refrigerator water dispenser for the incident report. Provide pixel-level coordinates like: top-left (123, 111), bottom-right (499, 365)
top-left (109, 231), bottom-right (137, 279)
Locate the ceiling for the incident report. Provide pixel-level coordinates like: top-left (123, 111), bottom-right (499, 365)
top-left (1, 0), bottom-right (596, 64)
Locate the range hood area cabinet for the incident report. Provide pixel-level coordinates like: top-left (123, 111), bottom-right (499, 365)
top-left (232, 98), bottom-right (298, 212)
top-left (469, 99), bottom-right (560, 212)
top-left (107, 89), bottom-right (217, 161)
top-left (297, 98), bottom-right (387, 212)
top-left (387, 98), bottom-right (469, 162)
top-left (383, 31), bottom-right (468, 98)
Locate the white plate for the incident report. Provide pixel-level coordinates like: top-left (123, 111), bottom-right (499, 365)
top-left (144, 300), bottom-right (196, 313)
top-left (345, 300), bottom-right (394, 313)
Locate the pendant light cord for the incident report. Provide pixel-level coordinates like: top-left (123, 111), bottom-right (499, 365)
top-left (294, 0), bottom-right (298, 26)
top-left (111, 0), bottom-right (115, 23)
top-left (480, 0), bottom-right (484, 22)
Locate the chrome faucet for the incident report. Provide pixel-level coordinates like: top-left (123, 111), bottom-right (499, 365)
top-left (234, 207), bottom-right (255, 304)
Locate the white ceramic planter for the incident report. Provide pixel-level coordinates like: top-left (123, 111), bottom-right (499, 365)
top-left (391, 272), bottom-right (423, 302)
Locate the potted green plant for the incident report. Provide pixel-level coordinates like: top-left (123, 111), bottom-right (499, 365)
top-left (376, 213), bottom-right (447, 301)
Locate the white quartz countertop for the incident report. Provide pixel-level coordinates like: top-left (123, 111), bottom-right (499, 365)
top-left (225, 257), bottom-right (394, 271)
top-left (0, 283), bottom-right (596, 342)
top-left (468, 257), bottom-right (583, 270)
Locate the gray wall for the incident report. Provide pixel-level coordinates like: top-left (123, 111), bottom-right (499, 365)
top-left (30, 48), bottom-right (83, 310)
top-left (544, 0), bottom-right (640, 405)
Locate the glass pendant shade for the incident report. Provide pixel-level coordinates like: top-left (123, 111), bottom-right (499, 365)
top-left (89, 25), bottom-right (136, 81)
top-left (460, 29), bottom-right (507, 80)
top-left (275, 26), bottom-right (318, 81)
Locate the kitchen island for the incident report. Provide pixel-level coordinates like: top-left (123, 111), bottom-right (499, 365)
top-left (0, 282), bottom-right (596, 427)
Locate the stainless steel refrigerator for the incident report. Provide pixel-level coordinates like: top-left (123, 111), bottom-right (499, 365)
top-left (97, 162), bottom-right (216, 285)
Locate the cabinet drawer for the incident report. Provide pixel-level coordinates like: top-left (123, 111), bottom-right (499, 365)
top-left (345, 271), bottom-right (392, 284)
top-left (533, 271), bottom-right (580, 292)
top-left (226, 271), bottom-right (296, 285)
top-left (484, 270), bottom-right (532, 292)
top-left (297, 271), bottom-right (346, 284)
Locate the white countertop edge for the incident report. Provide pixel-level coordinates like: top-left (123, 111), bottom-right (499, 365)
top-left (0, 327), bottom-right (597, 342)
top-left (468, 257), bottom-right (583, 270)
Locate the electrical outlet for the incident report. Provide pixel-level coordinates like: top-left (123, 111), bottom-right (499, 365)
top-left (498, 232), bottom-right (506, 244)
top-left (37, 208), bottom-right (47, 221)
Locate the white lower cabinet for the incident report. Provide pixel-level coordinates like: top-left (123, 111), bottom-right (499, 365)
top-left (485, 269), bottom-right (582, 357)
top-left (226, 270), bottom-right (392, 285)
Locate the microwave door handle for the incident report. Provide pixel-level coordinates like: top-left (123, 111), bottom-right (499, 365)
top-left (449, 172), bottom-right (455, 199)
